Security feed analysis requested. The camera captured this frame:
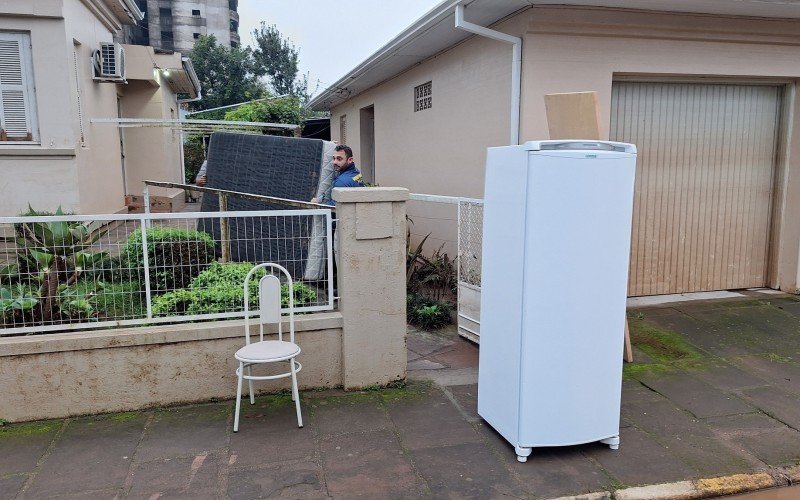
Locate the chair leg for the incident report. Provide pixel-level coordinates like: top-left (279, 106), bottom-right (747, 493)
top-left (233, 362), bottom-right (244, 432)
top-left (247, 365), bottom-right (255, 404)
top-left (290, 358), bottom-right (303, 428)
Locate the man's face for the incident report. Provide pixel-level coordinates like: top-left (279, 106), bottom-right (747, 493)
top-left (332, 150), bottom-right (351, 171)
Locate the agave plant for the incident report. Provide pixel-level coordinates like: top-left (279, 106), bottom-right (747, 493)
top-left (14, 206), bottom-right (107, 321)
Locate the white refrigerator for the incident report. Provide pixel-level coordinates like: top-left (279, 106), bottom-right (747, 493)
top-left (477, 140), bottom-right (637, 462)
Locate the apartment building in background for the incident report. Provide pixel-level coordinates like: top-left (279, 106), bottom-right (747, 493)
top-left (121, 0), bottom-right (240, 52)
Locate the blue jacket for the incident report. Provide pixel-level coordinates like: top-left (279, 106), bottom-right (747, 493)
top-left (324, 163), bottom-right (364, 206)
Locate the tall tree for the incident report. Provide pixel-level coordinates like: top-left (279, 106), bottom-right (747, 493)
top-left (189, 35), bottom-right (266, 112)
top-left (251, 23), bottom-right (301, 97)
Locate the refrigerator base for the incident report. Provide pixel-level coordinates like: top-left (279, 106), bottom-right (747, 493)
top-left (513, 435), bottom-right (621, 462)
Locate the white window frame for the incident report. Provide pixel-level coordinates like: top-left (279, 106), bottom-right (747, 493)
top-left (0, 31), bottom-right (39, 143)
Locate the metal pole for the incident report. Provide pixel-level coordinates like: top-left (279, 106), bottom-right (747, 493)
top-left (219, 192), bottom-right (230, 263)
top-left (140, 218), bottom-right (153, 320)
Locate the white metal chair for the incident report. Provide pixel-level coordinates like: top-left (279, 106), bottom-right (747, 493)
top-left (233, 263), bottom-right (302, 432)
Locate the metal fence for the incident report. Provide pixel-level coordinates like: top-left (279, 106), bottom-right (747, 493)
top-left (0, 209), bottom-right (333, 336)
top-left (458, 200), bottom-right (483, 288)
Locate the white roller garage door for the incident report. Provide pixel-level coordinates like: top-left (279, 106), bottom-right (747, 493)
top-left (610, 82), bottom-right (783, 296)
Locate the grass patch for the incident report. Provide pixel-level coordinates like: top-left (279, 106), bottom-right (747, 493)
top-left (0, 420), bottom-right (62, 437)
top-left (765, 353), bottom-right (794, 363)
top-left (622, 362), bottom-right (676, 380)
top-left (628, 317), bottom-right (702, 363)
top-left (105, 411), bottom-right (145, 423)
top-left (623, 316), bottom-right (706, 380)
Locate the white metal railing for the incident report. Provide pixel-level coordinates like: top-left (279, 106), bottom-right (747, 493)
top-left (0, 209), bottom-right (333, 336)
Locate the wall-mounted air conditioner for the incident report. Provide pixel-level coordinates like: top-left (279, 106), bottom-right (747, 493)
top-left (92, 42), bottom-right (125, 82)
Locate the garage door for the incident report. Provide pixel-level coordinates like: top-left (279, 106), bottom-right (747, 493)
top-left (610, 82), bottom-right (783, 296)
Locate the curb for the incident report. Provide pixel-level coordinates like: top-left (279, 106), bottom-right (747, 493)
top-left (550, 465), bottom-right (800, 500)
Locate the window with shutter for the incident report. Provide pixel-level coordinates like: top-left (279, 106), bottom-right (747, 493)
top-left (0, 32), bottom-right (38, 142)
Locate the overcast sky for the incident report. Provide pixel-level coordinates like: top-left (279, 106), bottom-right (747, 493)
top-left (237, 0), bottom-right (441, 97)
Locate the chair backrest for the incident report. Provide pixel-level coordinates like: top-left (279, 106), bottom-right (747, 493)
top-left (243, 263), bottom-right (295, 345)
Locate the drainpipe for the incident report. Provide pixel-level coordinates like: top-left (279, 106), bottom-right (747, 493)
top-left (455, 3), bottom-right (522, 146)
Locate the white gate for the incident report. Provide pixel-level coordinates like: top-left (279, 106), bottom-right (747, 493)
top-left (409, 194), bottom-right (484, 343)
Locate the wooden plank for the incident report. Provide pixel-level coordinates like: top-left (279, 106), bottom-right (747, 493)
top-left (544, 91), bottom-right (601, 140)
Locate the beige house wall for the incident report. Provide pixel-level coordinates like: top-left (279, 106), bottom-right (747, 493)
top-left (332, 6), bottom-right (800, 292)
top-left (0, 3), bottom-right (79, 215)
top-left (63, 0), bottom-right (127, 214)
top-left (118, 46), bottom-right (185, 201)
top-left (0, 1), bottom-right (189, 216)
top-left (520, 7), bottom-right (800, 292)
top-left (330, 14), bottom-right (526, 253)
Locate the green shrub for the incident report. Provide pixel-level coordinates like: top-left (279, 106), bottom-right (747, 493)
top-left (407, 294), bottom-right (452, 330)
top-left (123, 227), bottom-right (216, 294)
top-left (152, 262), bottom-right (317, 316)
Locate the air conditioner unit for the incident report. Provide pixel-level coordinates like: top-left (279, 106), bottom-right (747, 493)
top-left (92, 42), bottom-right (125, 82)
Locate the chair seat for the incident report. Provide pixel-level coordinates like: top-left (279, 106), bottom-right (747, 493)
top-left (235, 340), bottom-right (300, 363)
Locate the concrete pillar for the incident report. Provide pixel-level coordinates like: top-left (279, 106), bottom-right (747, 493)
top-left (332, 187), bottom-right (409, 389)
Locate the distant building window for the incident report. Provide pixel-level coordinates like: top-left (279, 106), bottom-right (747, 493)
top-left (159, 7), bottom-right (172, 17)
top-left (230, 20), bottom-right (239, 32)
top-left (414, 81), bottom-right (432, 112)
top-left (0, 32), bottom-right (38, 142)
top-left (229, 0), bottom-right (238, 10)
top-left (193, 33), bottom-right (200, 39)
top-left (192, 9), bottom-right (201, 16)
top-left (161, 31), bottom-right (174, 50)
top-left (339, 115), bottom-right (346, 144)
top-left (230, 41), bottom-right (239, 48)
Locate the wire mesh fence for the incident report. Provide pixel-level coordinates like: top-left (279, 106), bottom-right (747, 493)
top-left (0, 209), bottom-right (333, 336)
top-left (458, 200), bottom-right (483, 288)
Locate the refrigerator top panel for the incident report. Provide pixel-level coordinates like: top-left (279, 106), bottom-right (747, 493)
top-left (523, 140), bottom-right (636, 154)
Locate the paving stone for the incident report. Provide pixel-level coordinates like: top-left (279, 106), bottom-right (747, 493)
top-left (729, 355), bottom-right (800, 396)
top-left (408, 366), bottom-right (478, 386)
top-left (688, 362), bottom-right (770, 393)
top-left (474, 422), bottom-right (612, 498)
top-left (736, 428), bottom-right (800, 466)
top-left (686, 305), bottom-right (798, 356)
top-left (741, 386), bottom-right (800, 430)
top-left (638, 372), bottom-right (754, 418)
top-left (429, 339), bottom-right (479, 369)
top-left (411, 441), bottom-right (527, 499)
top-left (136, 403), bottom-right (229, 462)
top-left (230, 401), bottom-right (315, 468)
top-left (585, 424), bottom-right (697, 486)
top-left (228, 461), bottom-right (327, 499)
top-left (43, 488), bottom-right (123, 499)
top-left (0, 420), bottom-right (61, 476)
top-left (703, 412), bottom-right (788, 434)
top-left (0, 474), bottom-right (26, 499)
top-left (622, 394), bottom-right (756, 476)
top-left (407, 333), bottom-right (450, 357)
top-left (25, 413), bottom-right (147, 498)
top-left (386, 387), bottom-right (482, 451)
top-left (310, 393), bottom-right (391, 438)
top-left (126, 453), bottom-right (222, 499)
top-left (706, 304), bottom-right (800, 353)
top-left (407, 359), bottom-right (445, 370)
top-left (320, 429), bottom-right (427, 498)
top-left (643, 311), bottom-right (736, 357)
top-left (447, 384), bottom-right (479, 420)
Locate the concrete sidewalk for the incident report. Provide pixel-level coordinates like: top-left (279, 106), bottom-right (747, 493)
top-left (2, 293), bottom-right (800, 499)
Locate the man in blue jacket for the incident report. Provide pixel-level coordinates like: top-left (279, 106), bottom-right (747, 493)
top-left (311, 144), bottom-right (365, 206)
